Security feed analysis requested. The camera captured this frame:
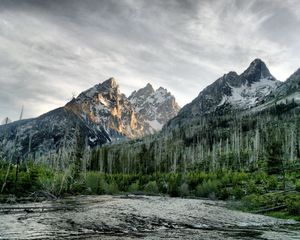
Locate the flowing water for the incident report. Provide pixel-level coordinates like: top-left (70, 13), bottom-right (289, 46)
top-left (0, 195), bottom-right (299, 239)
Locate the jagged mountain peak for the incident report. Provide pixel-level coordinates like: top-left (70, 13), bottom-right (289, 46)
top-left (102, 77), bottom-right (118, 89)
top-left (145, 83), bottom-right (155, 91)
top-left (129, 83), bottom-right (155, 102)
top-left (264, 67), bottom-right (300, 101)
top-left (75, 77), bottom-right (119, 102)
top-left (217, 71), bottom-right (239, 87)
top-left (172, 59), bottom-right (280, 124)
top-left (157, 86), bottom-right (167, 91)
top-left (288, 68), bottom-right (300, 80)
top-left (129, 84), bottom-right (180, 134)
top-left (240, 59), bottom-right (275, 84)
top-left (226, 71), bottom-right (239, 78)
top-left (0, 78), bottom-right (181, 157)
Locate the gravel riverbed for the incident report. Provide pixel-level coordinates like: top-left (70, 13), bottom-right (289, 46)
top-left (0, 195), bottom-right (299, 239)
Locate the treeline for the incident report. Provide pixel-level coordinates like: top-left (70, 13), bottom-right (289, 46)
top-left (86, 103), bottom-right (300, 175)
top-left (0, 161), bottom-right (299, 220)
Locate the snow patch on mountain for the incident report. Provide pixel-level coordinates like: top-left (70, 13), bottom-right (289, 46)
top-left (148, 119), bottom-right (163, 131)
top-left (219, 77), bottom-right (280, 108)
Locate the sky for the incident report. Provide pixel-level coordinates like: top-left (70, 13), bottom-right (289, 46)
top-left (0, 0), bottom-right (299, 121)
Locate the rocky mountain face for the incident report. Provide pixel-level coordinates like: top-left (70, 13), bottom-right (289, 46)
top-left (66, 78), bottom-right (144, 140)
top-left (0, 78), bottom-right (179, 158)
top-left (129, 83), bottom-right (180, 134)
top-left (167, 59), bottom-right (281, 128)
top-left (263, 68), bottom-right (300, 102)
top-left (0, 107), bottom-right (108, 160)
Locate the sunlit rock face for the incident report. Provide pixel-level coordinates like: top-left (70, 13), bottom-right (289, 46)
top-left (66, 77), bottom-right (144, 140)
top-left (129, 83), bottom-right (180, 134)
top-left (0, 78), bottom-right (180, 158)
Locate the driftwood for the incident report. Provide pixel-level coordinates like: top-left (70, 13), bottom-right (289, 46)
top-left (0, 191), bottom-right (57, 204)
top-left (253, 205), bottom-right (287, 214)
top-left (0, 205), bottom-right (73, 214)
top-left (28, 191), bottom-right (57, 201)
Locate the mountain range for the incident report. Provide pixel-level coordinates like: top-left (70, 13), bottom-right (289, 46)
top-left (1, 58), bottom-right (300, 162)
top-left (0, 78), bottom-right (180, 158)
top-left (167, 59), bottom-right (283, 128)
top-left (93, 59), bottom-right (300, 174)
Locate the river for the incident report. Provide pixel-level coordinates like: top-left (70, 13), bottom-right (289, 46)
top-left (0, 195), bottom-right (299, 239)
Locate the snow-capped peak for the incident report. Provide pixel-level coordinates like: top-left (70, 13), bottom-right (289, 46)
top-left (101, 77), bottom-right (118, 89)
top-left (129, 84), bottom-right (180, 134)
top-left (177, 59), bottom-right (280, 118)
top-left (239, 59), bottom-right (276, 85)
top-left (218, 59), bottom-right (279, 108)
top-left (76, 77), bottom-right (119, 101)
top-left (222, 77), bottom-right (280, 108)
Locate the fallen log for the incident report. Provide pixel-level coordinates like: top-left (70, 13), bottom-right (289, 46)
top-left (253, 205), bottom-right (287, 214)
top-left (28, 191), bottom-right (57, 200)
top-left (0, 205), bottom-right (73, 214)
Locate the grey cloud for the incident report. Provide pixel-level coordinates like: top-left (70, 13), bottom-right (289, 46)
top-left (0, 0), bottom-right (299, 121)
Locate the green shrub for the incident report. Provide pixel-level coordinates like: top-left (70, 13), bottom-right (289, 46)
top-left (195, 180), bottom-right (218, 198)
top-left (287, 201), bottom-right (300, 215)
top-left (144, 181), bottom-right (159, 194)
top-left (295, 180), bottom-right (300, 191)
top-left (70, 179), bottom-right (86, 194)
top-left (17, 172), bottom-right (33, 194)
top-left (52, 173), bottom-right (68, 195)
top-left (179, 182), bottom-right (189, 197)
top-left (128, 181), bottom-right (140, 193)
top-left (106, 181), bottom-right (119, 194)
top-left (86, 172), bottom-right (99, 194)
top-left (99, 178), bottom-right (109, 194)
top-left (286, 194), bottom-right (300, 215)
top-left (267, 175), bottom-right (278, 189)
top-left (217, 187), bottom-right (230, 200)
top-left (39, 174), bottom-right (53, 193)
top-left (241, 194), bottom-right (264, 210)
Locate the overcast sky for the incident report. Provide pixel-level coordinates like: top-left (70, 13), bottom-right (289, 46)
top-left (0, 0), bottom-right (299, 121)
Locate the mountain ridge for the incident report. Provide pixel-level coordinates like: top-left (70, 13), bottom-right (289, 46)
top-left (129, 83), bottom-right (180, 134)
top-left (0, 78), bottom-right (180, 158)
top-left (1, 59), bottom-right (300, 161)
top-left (166, 59), bottom-right (282, 129)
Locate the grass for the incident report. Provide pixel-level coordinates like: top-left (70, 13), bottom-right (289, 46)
top-left (266, 211), bottom-right (300, 222)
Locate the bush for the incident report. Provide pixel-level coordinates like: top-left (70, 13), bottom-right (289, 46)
top-left (217, 187), bottom-right (230, 200)
top-left (86, 172), bottom-right (99, 194)
top-left (98, 178), bottom-right (109, 194)
top-left (241, 194), bottom-right (265, 210)
top-left (267, 175), bottom-right (278, 189)
top-left (286, 194), bottom-right (300, 215)
top-left (52, 173), bottom-right (69, 195)
top-left (128, 181), bottom-right (140, 193)
top-left (295, 180), bottom-right (300, 191)
top-left (232, 186), bottom-right (246, 199)
top-left (195, 180), bottom-right (218, 198)
top-left (70, 178), bottom-right (86, 194)
top-left (287, 201), bottom-right (300, 215)
top-left (106, 181), bottom-right (119, 195)
top-left (167, 174), bottom-right (181, 197)
top-left (179, 182), bottom-right (189, 197)
top-left (144, 181), bottom-right (159, 194)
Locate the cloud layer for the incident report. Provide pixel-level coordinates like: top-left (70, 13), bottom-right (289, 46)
top-left (0, 0), bottom-right (299, 121)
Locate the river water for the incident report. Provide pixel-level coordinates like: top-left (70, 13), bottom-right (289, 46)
top-left (0, 195), bottom-right (299, 239)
